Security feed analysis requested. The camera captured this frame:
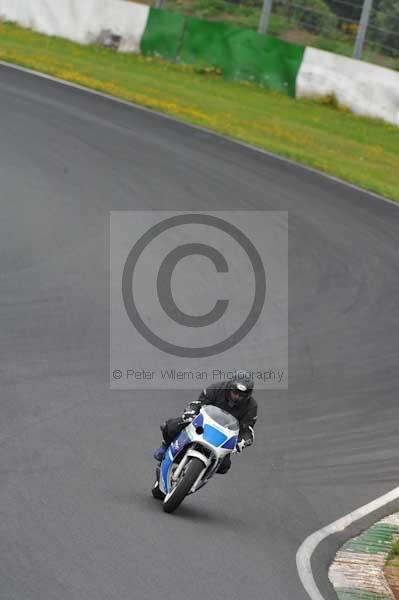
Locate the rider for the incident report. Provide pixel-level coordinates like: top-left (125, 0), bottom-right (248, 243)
top-left (153, 370), bottom-right (257, 474)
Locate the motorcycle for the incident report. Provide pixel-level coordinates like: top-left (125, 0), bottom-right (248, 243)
top-left (151, 405), bottom-right (239, 513)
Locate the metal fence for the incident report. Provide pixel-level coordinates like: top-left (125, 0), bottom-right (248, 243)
top-left (151, 0), bottom-right (399, 67)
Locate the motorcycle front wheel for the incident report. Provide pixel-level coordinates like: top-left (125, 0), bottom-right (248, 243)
top-left (163, 457), bottom-right (204, 514)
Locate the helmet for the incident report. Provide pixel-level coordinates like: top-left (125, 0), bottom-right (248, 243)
top-left (227, 370), bottom-right (254, 408)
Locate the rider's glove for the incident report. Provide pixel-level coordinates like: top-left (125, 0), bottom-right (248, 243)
top-left (236, 437), bottom-right (252, 452)
top-left (181, 409), bottom-right (197, 422)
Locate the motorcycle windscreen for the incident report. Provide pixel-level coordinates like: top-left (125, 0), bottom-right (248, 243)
top-left (202, 405), bottom-right (239, 431)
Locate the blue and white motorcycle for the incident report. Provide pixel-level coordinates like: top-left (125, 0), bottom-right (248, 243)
top-left (152, 405), bottom-right (239, 513)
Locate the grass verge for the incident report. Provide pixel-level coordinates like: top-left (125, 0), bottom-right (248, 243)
top-left (0, 20), bottom-right (398, 201)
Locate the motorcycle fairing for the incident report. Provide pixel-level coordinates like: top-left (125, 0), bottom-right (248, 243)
top-left (202, 424), bottom-right (228, 447)
top-left (160, 428), bottom-right (190, 493)
top-left (160, 448), bottom-right (173, 492)
top-left (159, 406), bottom-right (239, 496)
top-left (221, 435), bottom-right (238, 450)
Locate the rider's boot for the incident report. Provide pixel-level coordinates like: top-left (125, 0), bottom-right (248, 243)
top-left (153, 442), bottom-right (167, 462)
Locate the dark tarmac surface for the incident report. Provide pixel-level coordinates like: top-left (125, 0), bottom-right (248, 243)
top-left (1, 64), bottom-right (398, 600)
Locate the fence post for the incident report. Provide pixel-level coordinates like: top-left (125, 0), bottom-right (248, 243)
top-left (258, 0), bottom-right (273, 34)
top-left (353, 0), bottom-right (374, 59)
top-left (155, 0), bottom-right (166, 8)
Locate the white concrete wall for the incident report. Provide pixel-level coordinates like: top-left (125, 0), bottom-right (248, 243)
top-left (2, 1), bottom-right (399, 126)
top-left (296, 47), bottom-right (399, 127)
top-left (0, 0), bottom-right (150, 53)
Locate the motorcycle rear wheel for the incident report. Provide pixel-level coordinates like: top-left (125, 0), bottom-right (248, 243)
top-left (163, 457), bottom-right (204, 514)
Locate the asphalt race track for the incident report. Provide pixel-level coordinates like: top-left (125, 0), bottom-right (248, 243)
top-left (1, 63), bottom-right (398, 600)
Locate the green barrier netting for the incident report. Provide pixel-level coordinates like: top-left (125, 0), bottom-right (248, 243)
top-left (179, 18), bottom-right (305, 96)
top-left (141, 10), bottom-right (305, 96)
top-left (141, 8), bottom-right (186, 61)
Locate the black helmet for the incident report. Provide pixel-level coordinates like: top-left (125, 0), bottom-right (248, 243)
top-left (227, 370), bottom-right (254, 408)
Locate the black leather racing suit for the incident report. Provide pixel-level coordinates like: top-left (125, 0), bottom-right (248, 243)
top-left (161, 381), bottom-right (257, 474)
